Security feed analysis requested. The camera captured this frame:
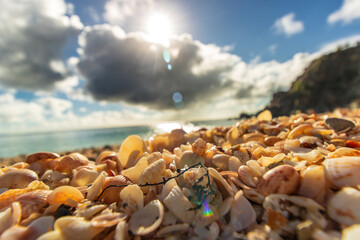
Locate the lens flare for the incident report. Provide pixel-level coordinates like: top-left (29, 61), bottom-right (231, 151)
top-left (163, 50), bottom-right (171, 63)
top-left (203, 199), bottom-right (213, 217)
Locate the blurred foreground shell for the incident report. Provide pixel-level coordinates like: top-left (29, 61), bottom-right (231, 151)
top-left (323, 157), bottom-right (360, 188)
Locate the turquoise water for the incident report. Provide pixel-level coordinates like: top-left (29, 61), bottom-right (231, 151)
top-left (0, 119), bottom-right (237, 158)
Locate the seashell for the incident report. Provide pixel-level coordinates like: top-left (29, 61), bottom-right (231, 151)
top-left (246, 160), bottom-right (266, 177)
top-left (71, 167), bottom-right (98, 187)
top-left (0, 189), bottom-right (32, 209)
top-left (242, 188), bottom-right (265, 204)
top-left (155, 223), bottom-right (189, 238)
top-left (243, 133), bottom-right (265, 144)
top-left (149, 133), bottom-right (169, 152)
top-left (257, 165), bottom-right (300, 196)
top-left (228, 156), bottom-right (242, 172)
top-left (120, 185), bottom-right (144, 214)
top-left (99, 175), bottom-right (129, 204)
top-left (342, 224), bottom-right (360, 240)
top-left (47, 186), bottom-right (84, 205)
top-left (138, 159), bottom-right (165, 193)
top-left (96, 151), bottom-right (122, 173)
top-left (53, 216), bottom-right (105, 240)
top-left (0, 202), bottom-right (21, 234)
top-left (325, 117), bottom-right (355, 132)
top-left (218, 197), bottom-right (233, 217)
top-left (91, 212), bottom-right (127, 227)
top-left (177, 151), bottom-right (205, 169)
top-left (0, 169), bottom-right (38, 189)
top-left (212, 154), bottom-right (230, 171)
top-left (26, 151), bottom-right (59, 164)
top-left (209, 168), bottom-right (234, 198)
top-left (328, 187), bottom-right (360, 226)
top-left (163, 185), bottom-right (195, 223)
top-left (327, 147), bottom-right (360, 158)
top-left (346, 140), bottom-right (360, 148)
top-left (160, 178), bottom-right (178, 201)
top-left (230, 190), bottom-right (256, 231)
top-left (298, 166), bottom-right (327, 205)
top-left (87, 171), bottom-right (107, 201)
top-left (192, 138), bottom-right (207, 157)
top-left (75, 204), bottom-right (107, 220)
top-left (257, 110), bottom-right (272, 121)
top-left (129, 200), bottom-right (164, 236)
top-left (168, 129), bottom-right (187, 151)
top-left (220, 171), bottom-right (238, 179)
top-left (15, 190), bottom-right (51, 219)
top-left (323, 157), bottom-right (360, 188)
top-left (299, 135), bottom-right (322, 149)
top-left (121, 156), bottom-right (148, 184)
top-left (118, 135), bottom-right (146, 169)
top-left (115, 220), bottom-right (129, 240)
top-left (237, 165), bottom-right (257, 188)
top-left (293, 149), bottom-right (324, 163)
top-left (288, 124), bottom-right (314, 139)
top-left (264, 136), bottom-right (283, 146)
top-left (56, 153), bottom-right (89, 174)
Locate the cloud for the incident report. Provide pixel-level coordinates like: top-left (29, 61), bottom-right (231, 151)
top-left (273, 13), bottom-right (304, 37)
top-left (269, 44), bottom-right (278, 54)
top-left (104, 0), bottom-right (154, 26)
top-left (328, 0), bottom-right (360, 24)
top-left (0, 0), bottom-right (83, 91)
top-left (76, 24), bottom-right (239, 109)
top-left (319, 34), bottom-right (360, 53)
top-left (87, 6), bottom-right (101, 23)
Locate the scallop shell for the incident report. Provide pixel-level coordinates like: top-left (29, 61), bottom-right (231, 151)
top-left (129, 200), bottom-right (164, 236)
top-left (47, 186), bottom-right (84, 205)
top-left (99, 175), bottom-right (129, 204)
top-left (230, 190), bottom-right (256, 231)
top-left (15, 190), bottom-right (51, 219)
top-left (56, 153), bottom-right (89, 174)
top-left (0, 169), bottom-right (38, 189)
top-left (328, 187), bottom-right (360, 226)
top-left (118, 135), bottom-right (146, 169)
top-left (323, 157), bottom-right (360, 188)
top-left (138, 159), bottom-right (165, 193)
top-left (163, 185), bottom-right (195, 224)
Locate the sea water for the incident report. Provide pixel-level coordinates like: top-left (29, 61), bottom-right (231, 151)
top-left (0, 119), bottom-right (237, 158)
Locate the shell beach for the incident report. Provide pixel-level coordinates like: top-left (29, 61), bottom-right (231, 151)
top-left (1, 108), bottom-right (360, 239)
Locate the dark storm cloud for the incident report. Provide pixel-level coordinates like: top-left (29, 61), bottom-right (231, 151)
top-left (0, 0), bottom-right (83, 90)
top-left (76, 25), bottom-right (239, 109)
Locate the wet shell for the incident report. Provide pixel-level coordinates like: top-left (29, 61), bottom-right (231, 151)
top-left (325, 117), bottom-right (355, 132)
top-left (56, 153), bottom-right (89, 174)
top-left (47, 186), bottom-right (84, 205)
top-left (129, 200), bottom-right (164, 236)
top-left (26, 151), bottom-right (59, 164)
top-left (0, 169), bottom-right (38, 189)
top-left (230, 190), bottom-right (256, 231)
top-left (323, 157), bottom-right (360, 188)
top-left (257, 165), bottom-right (300, 196)
top-left (163, 185), bottom-right (195, 224)
top-left (99, 175), bottom-right (129, 204)
top-left (328, 187), bottom-right (360, 226)
top-left (118, 135), bottom-right (146, 169)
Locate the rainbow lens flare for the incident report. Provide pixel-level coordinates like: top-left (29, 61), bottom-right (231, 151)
top-left (203, 199), bottom-right (213, 217)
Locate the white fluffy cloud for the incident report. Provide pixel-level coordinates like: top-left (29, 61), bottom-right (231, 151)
top-left (328, 0), bottom-right (360, 24)
top-left (104, 0), bottom-right (154, 26)
top-left (273, 13), bottom-right (304, 37)
top-left (0, 0), bottom-right (83, 91)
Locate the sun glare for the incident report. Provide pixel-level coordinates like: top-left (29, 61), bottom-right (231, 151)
top-left (147, 13), bottom-right (172, 45)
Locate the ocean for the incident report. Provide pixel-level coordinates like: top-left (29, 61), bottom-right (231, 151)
top-left (0, 119), bottom-right (237, 158)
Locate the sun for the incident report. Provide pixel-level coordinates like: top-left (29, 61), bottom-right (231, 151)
top-left (146, 13), bottom-right (172, 45)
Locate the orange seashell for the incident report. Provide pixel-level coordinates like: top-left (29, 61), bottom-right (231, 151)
top-left (47, 186), bottom-right (84, 205)
top-left (346, 140), bottom-right (360, 149)
top-left (15, 190), bottom-right (51, 219)
top-left (0, 188), bottom-right (31, 209)
top-left (56, 153), bottom-right (89, 174)
top-left (26, 152), bottom-right (60, 164)
top-left (99, 175), bottom-right (129, 204)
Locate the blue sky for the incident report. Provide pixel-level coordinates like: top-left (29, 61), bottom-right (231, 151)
top-left (0, 0), bottom-right (360, 134)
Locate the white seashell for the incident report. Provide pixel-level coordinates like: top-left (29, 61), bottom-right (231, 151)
top-left (87, 171), bottom-right (107, 201)
top-left (162, 211), bottom-right (178, 226)
top-left (327, 147), bottom-right (360, 158)
top-left (163, 185), bottom-right (195, 223)
top-left (0, 202), bottom-right (21, 234)
top-left (298, 165), bottom-right (327, 204)
top-left (328, 187), bottom-right (360, 226)
top-left (121, 156), bottom-right (148, 184)
top-left (342, 224), bottom-right (360, 240)
top-left (91, 212), bottom-right (127, 227)
top-left (237, 165), bottom-right (257, 188)
top-left (212, 154), bottom-right (230, 171)
top-left (129, 200), bottom-right (164, 236)
top-left (323, 157), bottom-right (360, 188)
top-left (228, 156), bottom-right (242, 172)
top-left (71, 168), bottom-right (98, 187)
top-left (114, 220), bottom-right (129, 240)
top-left (230, 190), bottom-right (256, 231)
top-left (155, 223), bottom-right (189, 238)
top-left (138, 159), bottom-right (166, 193)
top-left (75, 204), bottom-right (107, 220)
top-left (208, 168), bottom-right (234, 198)
top-left (293, 149), bottom-right (324, 163)
top-left (120, 184), bottom-right (144, 213)
top-left (0, 169), bottom-right (38, 189)
top-left (177, 151), bottom-right (205, 169)
top-left (160, 179), bottom-right (178, 201)
top-left (218, 197), bottom-right (233, 217)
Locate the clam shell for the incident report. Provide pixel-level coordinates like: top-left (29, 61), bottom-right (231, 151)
top-left (91, 212), bottom-right (127, 227)
top-left (237, 165), bottom-right (257, 188)
top-left (230, 190), bottom-right (256, 231)
top-left (342, 224), bottom-right (360, 240)
top-left (328, 187), bottom-right (360, 226)
top-left (288, 124), bottom-right (314, 139)
top-left (257, 110), bottom-right (272, 121)
top-left (325, 117), bottom-right (355, 132)
top-left (75, 204), bottom-right (107, 220)
top-left (71, 168), bottom-right (98, 187)
top-left (120, 185), bottom-right (144, 212)
top-left (293, 149), bottom-right (324, 163)
top-left (228, 156), bottom-right (242, 172)
top-left (118, 135), bottom-right (146, 169)
top-left (96, 151), bottom-right (122, 173)
top-left (323, 157), bottom-right (360, 188)
top-left (163, 185), bottom-right (195, 223)
top-left (129, 200), bottom-right (164, 236)
top-left (168, 129), bottom-right (187, 151)
top-left (26, 151), bottom-right (59, 164)
top-left (0, 169), bottom-right (38, 189)
top-left (56, 153), bottom-right (89, 174)
top-left (99, 175), bottom-right (128, 204)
